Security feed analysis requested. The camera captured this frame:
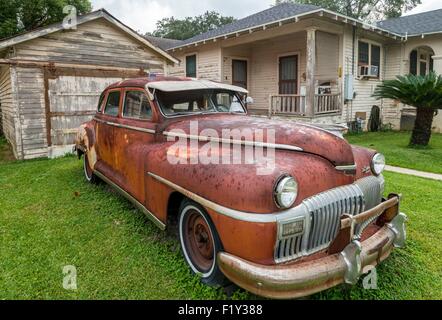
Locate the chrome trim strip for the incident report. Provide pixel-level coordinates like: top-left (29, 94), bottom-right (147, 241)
top-left (335, 164), bottom-right (357, 171)
top-left (94, 117), bottom-right (156, 134)
top-left (94, 170), bottom-right (166, 230)
top-left (163, 131), bottom-right (304, 152)
top-left (148, 171), bottom-right (283, 223)
top-left (147, 172), bottom-right (384, 227)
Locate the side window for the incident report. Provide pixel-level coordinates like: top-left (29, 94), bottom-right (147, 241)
top-left (371, 45), bottom-right (381, 77)
top-left (123, 90), bottom-right (152, 120)
top-left (104, 91), bottom-right (121, 116)
top-left (186, 54), bottom-right (197, 78)
top-left (97, 93), bottom-right (105, 112)
top-left (358, 41), bottom-right (369, 66)
top-left (358, 41), bottom-right (381, 78)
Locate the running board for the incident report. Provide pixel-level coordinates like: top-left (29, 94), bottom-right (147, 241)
top-left (94, 170), bottom-right (166, 230)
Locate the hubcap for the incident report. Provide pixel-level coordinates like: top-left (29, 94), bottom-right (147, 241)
top-left (184, 210), bottom-right (214, 272)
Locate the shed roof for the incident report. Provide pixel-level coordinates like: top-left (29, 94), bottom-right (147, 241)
top-left (0, 9), bottom-right (178, 64)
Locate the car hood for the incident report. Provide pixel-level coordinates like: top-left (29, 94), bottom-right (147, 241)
top-left (161, 114), bottom-right (354, 167)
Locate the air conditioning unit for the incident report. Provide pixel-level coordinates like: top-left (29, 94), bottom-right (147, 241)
top-left (358, 65), bottom-right (379, 79)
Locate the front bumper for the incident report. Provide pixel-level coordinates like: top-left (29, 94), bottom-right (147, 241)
top-left (218, 203), bottom-right (407, 299)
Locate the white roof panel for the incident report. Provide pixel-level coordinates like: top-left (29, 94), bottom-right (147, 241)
top-left (146, 79), bottom-right (248, 94)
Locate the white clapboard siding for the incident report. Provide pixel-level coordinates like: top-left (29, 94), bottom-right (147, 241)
top-left (168, 43), bottom-right (221, 81)
top-left (13, 18), bottom-right (166, 72)
top-left (248, 32), bottom-right (307, 110)
top-left (342, 26), bottom-right (386, 123)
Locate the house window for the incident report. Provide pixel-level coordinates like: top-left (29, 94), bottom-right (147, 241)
top-left (410, 50), bottom-right (418, 75)
top-left (409, 48), bottom-right (434, 76)
top-left (358, 41), bottom-right (381, 78)
top-left (186, 54), bottom-right (197, 78)
top-left (232, 60), bottom-right (248, 89)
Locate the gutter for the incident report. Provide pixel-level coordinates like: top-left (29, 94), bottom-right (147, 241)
top-left (404, 30), bottom-right (442, 38)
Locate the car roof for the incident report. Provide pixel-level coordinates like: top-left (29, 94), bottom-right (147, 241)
top-left (105, 75), bottom-right (193, 90)
top-left (104, 76), bottom-right (248, 94)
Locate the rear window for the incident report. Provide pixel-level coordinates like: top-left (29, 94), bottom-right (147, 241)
top-left (104, 91), bottom-right (121, 116)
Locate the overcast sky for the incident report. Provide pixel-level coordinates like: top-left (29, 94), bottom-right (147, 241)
top-left (90, 0), bottom-right (442, 34)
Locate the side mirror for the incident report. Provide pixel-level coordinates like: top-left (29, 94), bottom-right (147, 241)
top-left (246, 96), bottom-right (254, 104)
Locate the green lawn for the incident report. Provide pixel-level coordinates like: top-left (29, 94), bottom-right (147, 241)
top-left (0, 135), bottom-right (441, 300)
top-left (0, 136), bottom-right (15, 165)
top-left (346, 131), bottom-right (442, 174)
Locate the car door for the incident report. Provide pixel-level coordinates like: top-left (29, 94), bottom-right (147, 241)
top-left (94, 89), bottom-right (122, 176)
top-left (112, 87), bottom-right (157, 202)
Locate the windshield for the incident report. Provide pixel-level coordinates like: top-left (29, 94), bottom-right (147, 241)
top-left (155, 89), bottom-right (246, 116)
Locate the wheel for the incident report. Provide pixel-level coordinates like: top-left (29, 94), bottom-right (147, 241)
top-left (83, 153), bottom-right (98, 183)
top-left (179, 199), bottom-right (226, 286)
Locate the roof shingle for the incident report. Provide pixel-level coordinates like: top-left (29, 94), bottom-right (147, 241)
top-left (144, 35), bottom-right (184, 51)
top-left (171, 3), bottom-right (320, 48)
top-left (377, 9), bottom-right (442, 36)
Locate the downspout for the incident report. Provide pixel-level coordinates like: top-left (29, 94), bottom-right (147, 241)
top-left (348, 26), bottom-right (356, 124)
top-left (352, 26), bottom-right (356, 75)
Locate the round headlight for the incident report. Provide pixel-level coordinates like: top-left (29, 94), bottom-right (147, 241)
top-left (371, 153), bottom-right (385, 176)
top-left (274, 176), bottom-right (298, 208)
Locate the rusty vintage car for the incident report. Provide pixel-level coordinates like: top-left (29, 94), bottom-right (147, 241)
top-left (75, 76), bottom-right (407, 299)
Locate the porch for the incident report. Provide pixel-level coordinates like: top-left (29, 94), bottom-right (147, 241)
top-left (220, 28), bottom-right (344, 119)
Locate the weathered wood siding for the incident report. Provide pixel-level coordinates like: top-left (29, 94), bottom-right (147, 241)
top-left (1, 16), bottom-right (173, 159)
top-left (0, 65), bottom-right (19, 157)
top-left (15, 67), bottom-right (47, 159)
top-left (13, 18), bottom-right (166, 72)
top-left (48, 75), bottom-right (122, 147)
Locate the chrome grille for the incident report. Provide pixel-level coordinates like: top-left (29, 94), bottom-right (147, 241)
top-left (274, 175), bottom-right (383, 264)
top-left (275, 234), bottom-right (303, 263)
top-left (304, 184), bottom-right (364, 252)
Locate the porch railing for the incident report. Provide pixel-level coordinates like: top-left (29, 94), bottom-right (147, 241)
top-left (268, 95), bottom-right (306, 116)
top-left (268, 93), bottom-right (341, 117)
top-left (314, 93), bottom-right (341, 114)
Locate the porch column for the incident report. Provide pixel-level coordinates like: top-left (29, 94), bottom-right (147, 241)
top-left (305, 28), bottom-right (316, 117)
top-left (432, 55), bottom-right (442, 75)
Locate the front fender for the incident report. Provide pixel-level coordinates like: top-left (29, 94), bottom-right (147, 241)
top-left (145, 142), bottom-right (355, 214)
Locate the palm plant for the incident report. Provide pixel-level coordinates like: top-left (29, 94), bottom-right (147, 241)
top-left (373, 72), bottom-right (442, 146)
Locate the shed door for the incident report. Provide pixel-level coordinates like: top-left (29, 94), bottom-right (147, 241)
top-left (47, 76), bottom-right (122, 150)
top-left (279, 55), bottom-right (298, 94)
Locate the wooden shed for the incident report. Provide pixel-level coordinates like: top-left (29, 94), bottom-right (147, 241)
top-left (0, 9), bottom-right (178, 159)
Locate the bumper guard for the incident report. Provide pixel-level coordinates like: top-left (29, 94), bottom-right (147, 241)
top-left (218, 196), bottom-right (407, 299)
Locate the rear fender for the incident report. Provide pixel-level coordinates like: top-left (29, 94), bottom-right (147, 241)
top-left (76, 122), bottom-right (98, 170)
